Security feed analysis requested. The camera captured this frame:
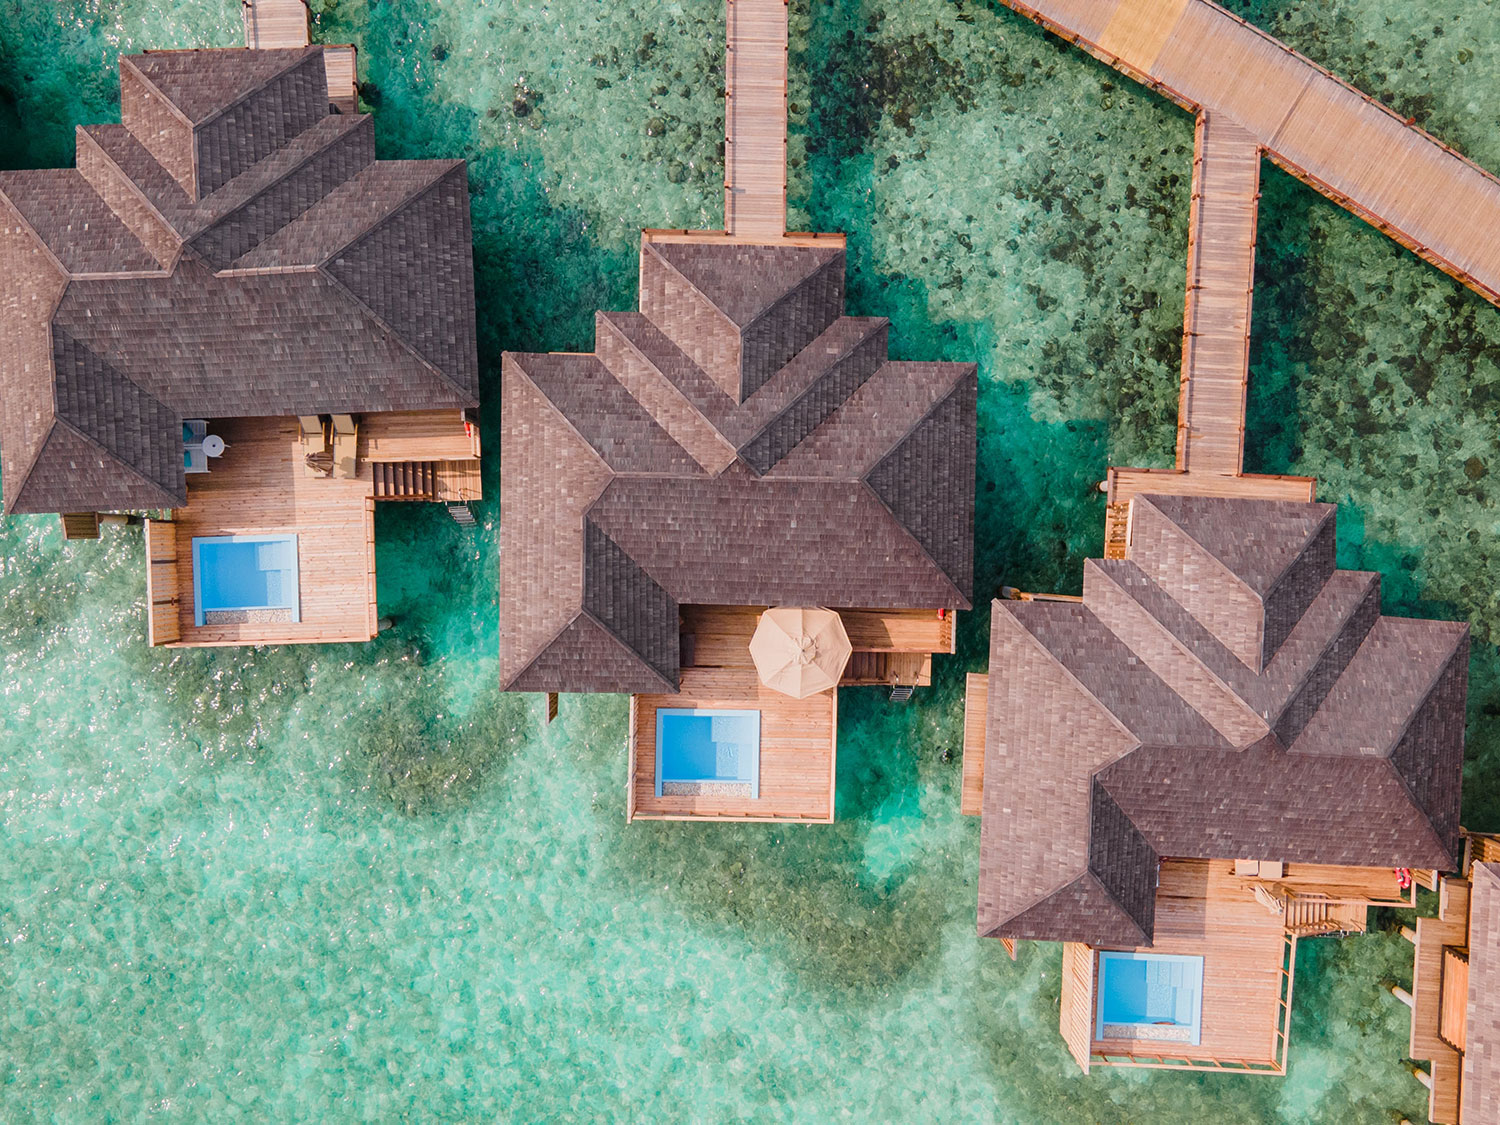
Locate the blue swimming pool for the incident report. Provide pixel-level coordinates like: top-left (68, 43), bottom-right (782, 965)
top-left (1096, 951), bottom-right (1204, 1045)
top-left (191, 535), bottom-right (300, 626)
top-left (655, 709), bottom-right (761, 798)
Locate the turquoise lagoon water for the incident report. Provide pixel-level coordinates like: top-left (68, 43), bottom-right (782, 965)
top-left (3, 0), bottom-right (1500, 1119)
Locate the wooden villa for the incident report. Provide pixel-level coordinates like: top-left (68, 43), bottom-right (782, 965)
top-left (963, 494), bottom-right (1469, 1073)
top-left (1397, 832), bottom-right (1500, 1124)
top-left (499, 1), bottom-right (976, 823)
top-left (0, 47), bottom-right (481, 647)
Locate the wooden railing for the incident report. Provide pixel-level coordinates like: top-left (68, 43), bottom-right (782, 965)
top-left (143, 519), bottom-right (180, 646)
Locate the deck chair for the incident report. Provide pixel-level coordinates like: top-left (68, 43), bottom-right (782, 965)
top-left (331, 413), bottom-right (359, 479)
top-left (299, 415), bottom-right (330, 477)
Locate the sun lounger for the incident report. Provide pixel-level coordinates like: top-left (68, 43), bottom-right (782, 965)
top-left (299, 415), bottom-right (330, 477)
top-left (331, 414), bottom-right (359, 479)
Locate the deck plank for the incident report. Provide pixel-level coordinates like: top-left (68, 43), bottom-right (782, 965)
top-left (724, 0), bottom-right (788, 238)
top-left (630, 667), bottom-right (836, 822)
top-left (167, 417), bottom-right (377, 647)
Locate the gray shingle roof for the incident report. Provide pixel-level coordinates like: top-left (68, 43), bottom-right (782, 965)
top-left (501, 239), bottom-right (976, 693)
top-left (978, 495), bottom-right (1469, 947)
top-left (0, 48), bottom-right (478, 516)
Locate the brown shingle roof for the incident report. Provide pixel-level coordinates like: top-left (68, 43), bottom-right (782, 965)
top-left (1464, 862), bottom-right (1500, 1125)
top-left (977, 495), bottom-right (1469, 947)
top-left (0, 49), bottom-right (478, 516)
top-left (501, 238), bottom-right (976, 693)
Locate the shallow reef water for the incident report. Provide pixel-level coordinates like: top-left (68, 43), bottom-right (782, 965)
top-left (1, 0), bottom-right (1499, 1120)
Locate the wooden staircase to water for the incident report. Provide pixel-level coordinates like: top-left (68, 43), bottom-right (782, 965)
top-left (371, 459), bottom-right (481, 504)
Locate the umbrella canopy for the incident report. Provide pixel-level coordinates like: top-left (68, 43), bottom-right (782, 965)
top-left (749, 607), bottom-right (852, 699)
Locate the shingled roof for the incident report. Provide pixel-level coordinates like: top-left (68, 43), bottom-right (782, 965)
top-left (0, 47), bottom-right (478, 516)
top-left (978, 495), bottom-right (1468, 948)
top-left (1465, 862), bottom-right (1500, 1124)
top-left (500, 237), bottom-right (976, 693)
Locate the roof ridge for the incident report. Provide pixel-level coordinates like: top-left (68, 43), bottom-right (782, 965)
top-left (75, 126), bottom-right (185, 254)
top-left (119, 55), bottom-right (195, 131)
top-left (594, 311), bottom-right (736, 470)
top-left (196, 115), bottom-right (374, 260)
top-left (195, 47), bottom-right (321, 132)
top-left (313, 159), bottom-right (462, 268)
top-left (996, 600), bottom-right (1143, 751)
top-left (1085, 557), bottom-right (1266, 741)
top-left (738, 315), bottom-right (891, 453)
top-left (860, 363), bottom-right (974, 472)
top-left (738, 247), bottom-right (842, 336)
top-left (316, 264), bottom-right (476, 405)
top-left (0, 185), bottom-right (71, 281)
top-left (50, 414), bottom-right (183, 507)
top-left (856, 479), bottom-right (969, 609)
top-left (577, 606), bottom-right (676, 692)
top-left (1339, 617), bottom-right (1469, 760)
top-left (642, 240), bottom-right (731, 331)
top-left (506, 355), bottom-right (618, 479)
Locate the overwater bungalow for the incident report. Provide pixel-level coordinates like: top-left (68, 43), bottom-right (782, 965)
top-left (1399, 833), bottom-right (1500, 1124)
top-left (963, 494), bottom-right (1468, 1074)
top-left (0, 47), bottom-right (481, 647)
top-left (498, 1), bottom-right (976, 824)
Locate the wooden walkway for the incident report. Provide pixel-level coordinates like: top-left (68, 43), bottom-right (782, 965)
top-left (241, 0), bottom-right (310, 49)
top-left (241, 0), bottom-right (358, 113)
top-left (1001, 0), bottom-right (1500, 307)
top-left (627, 667), bottom-right (836, 823)
top-left (1178, 112), bottom-right (1259, 478)
top-left (724, 0), bottom-right (788, 239)
top-left (999, 0), bottom-right (1500, 544)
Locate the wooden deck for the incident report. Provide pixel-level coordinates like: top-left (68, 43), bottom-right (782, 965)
top-left (141, 411), bottom-right (472, 647)
top-left (1408, 874), bottom-right (1469, 1124)
top-left (679, 604), bottom-right (954, 684)
top-left (961, 672), bottom-right (988, 816)
top-left (241, 0), bottom-right (309, 49)
top-left (999, 0), bottom-right (1500, 309)
top-left (724, 0), bottom-right (788, 239)
top-left (1081, 859), bottom-right (1296, 1072)
top-left (165, 416), bottom-right (377, 647)
top-left (242, 0), bottom-right (358, 112)
top-left (361, 409), bottom-right (479, 463)
top-left (628, 667), bottom-right (836, 823)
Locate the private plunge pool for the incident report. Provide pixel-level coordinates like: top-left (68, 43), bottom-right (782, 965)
top-left (655, 708), bottom-right (761, 798)
top-left (191, 534), bottom-right (301, 626)
top-left (1096, 951), bottom-right (1204, 1045)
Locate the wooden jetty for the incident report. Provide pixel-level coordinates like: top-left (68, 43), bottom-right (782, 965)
top-left (996, 0), bottom-right (1500, 549)
top-left (1000, 0), bottom-right (1500, 306)
top-left (241, 0), bottom-right (358, 113)
top-left (724, 0), bottom-right (789, 239)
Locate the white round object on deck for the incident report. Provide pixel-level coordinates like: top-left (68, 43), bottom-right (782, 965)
top-left (202, 434), bottom-right (226, 458)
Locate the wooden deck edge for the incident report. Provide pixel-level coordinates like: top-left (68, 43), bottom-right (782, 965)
top-left (642, 228), bottom-right (845, 248)
top-left (626, 694), bottom-right (639, 823)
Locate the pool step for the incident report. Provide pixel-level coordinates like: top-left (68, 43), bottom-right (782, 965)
top-left (889, 684), bottom-right (915, 703)
top-left (446, 502), bottom-right (476, 527)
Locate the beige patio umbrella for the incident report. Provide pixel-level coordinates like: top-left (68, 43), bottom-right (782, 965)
top-left (749, 607), bottom-right (852, 699)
